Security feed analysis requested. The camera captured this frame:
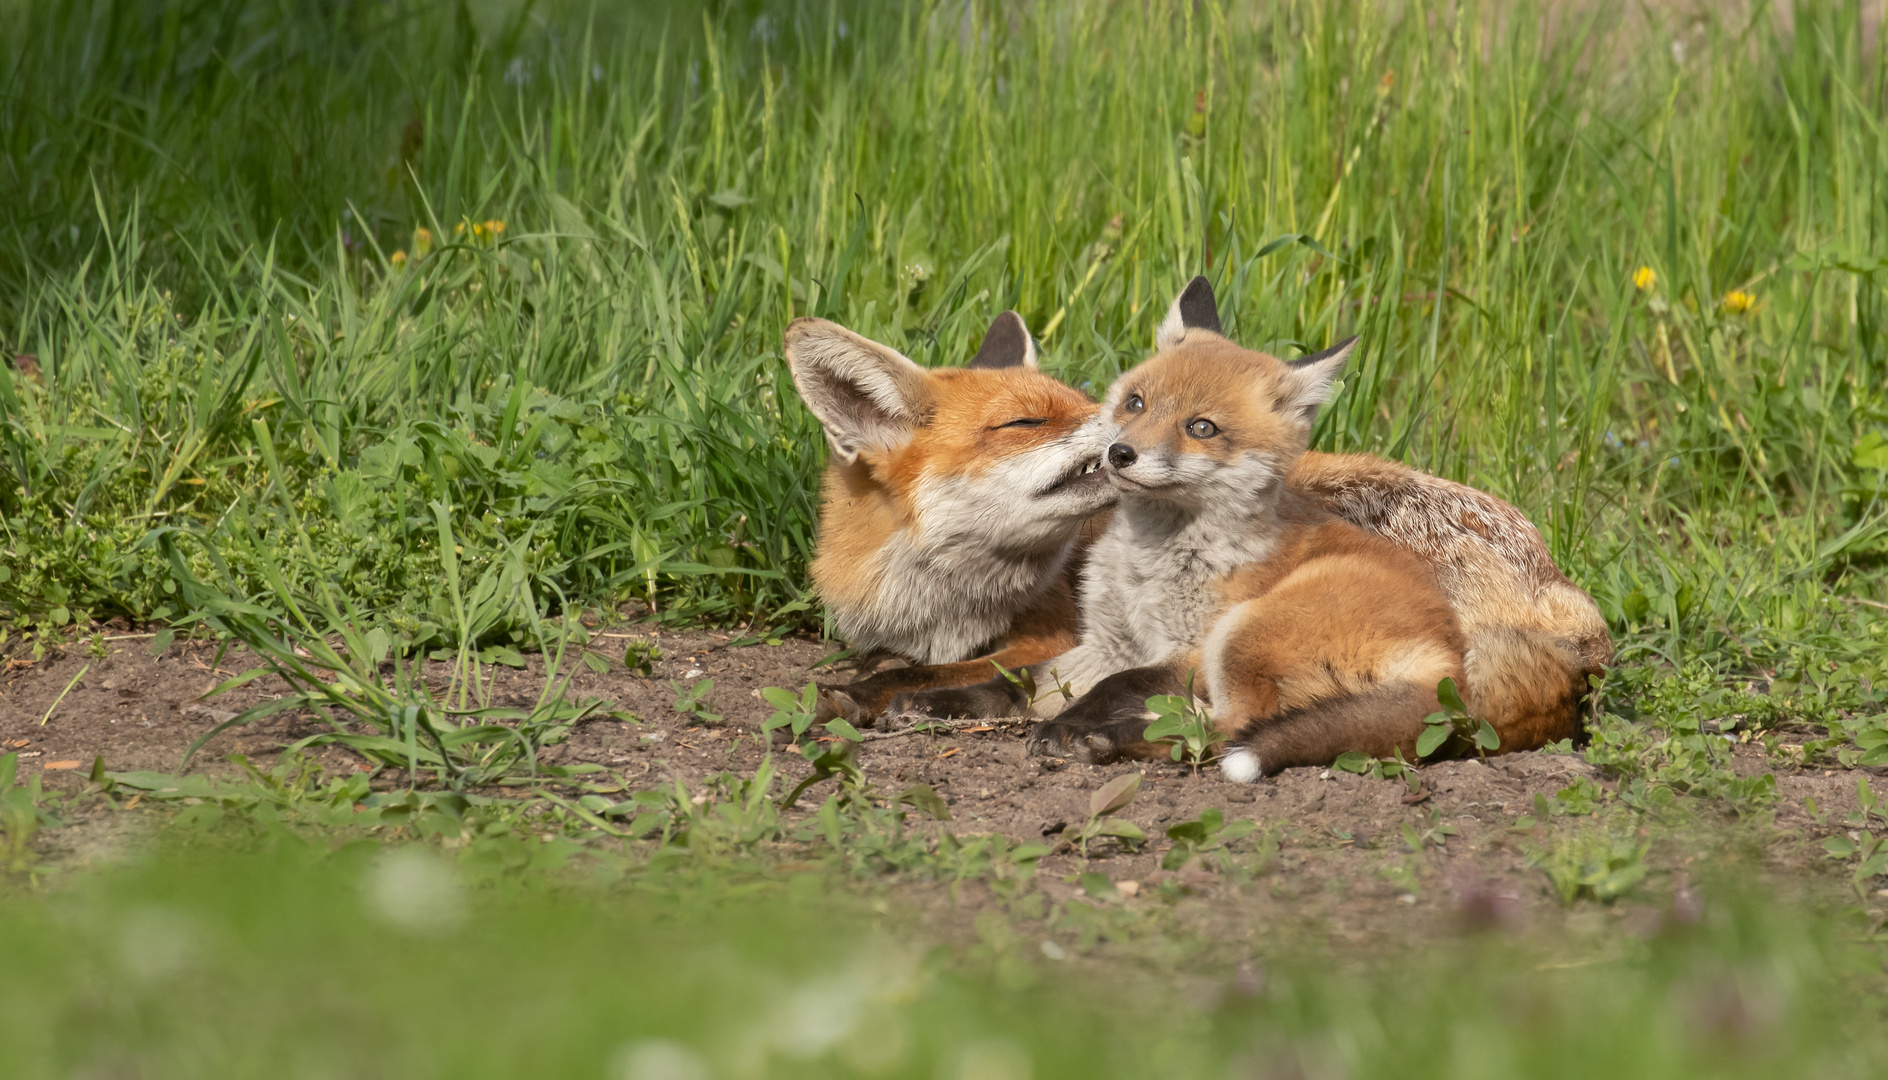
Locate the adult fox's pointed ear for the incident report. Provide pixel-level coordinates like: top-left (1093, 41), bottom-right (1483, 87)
top-left (966, 310), bottom-right (1038, 370)
top-left (785, 318), bottom-right (931, 464)
top-left (1156, 275), bottom-right (1223, 351)
top-left (1279, 336), bottom-right (1359, 423)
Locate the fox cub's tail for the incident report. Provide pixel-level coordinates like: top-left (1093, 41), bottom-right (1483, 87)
top-left (1462, 625), bottom-right (1597, 750)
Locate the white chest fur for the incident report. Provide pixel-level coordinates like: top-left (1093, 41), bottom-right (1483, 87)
top-left (1077, 499), bottom-right (1280, 671)
top-left (840, 531), bottom-right (1070, 665)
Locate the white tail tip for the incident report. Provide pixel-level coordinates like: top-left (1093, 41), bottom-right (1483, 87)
top-left (1220, 747), bottom-right (1262, 784)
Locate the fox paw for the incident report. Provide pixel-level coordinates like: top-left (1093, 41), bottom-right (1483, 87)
top-left (1025, 717), bottom-right (1139, 764)
top-left (887, 682), bottom-right (1019, 720)
top-left (813, 685), bottom-right (868, 728)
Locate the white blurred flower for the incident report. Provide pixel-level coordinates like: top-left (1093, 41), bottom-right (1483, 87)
top-left (771, 975), bottom-right (863, 1058)
top-left (118, 906), bottom-right (198, 981)
top-left (613, 1040), bottom-right (711, 1080)
top-left (839, 1012), bottom-right (909, 1075)
top-left (942, 1040), bottom-right (1032, 1080)
top-left (363, 847), bottom-right (466, 935)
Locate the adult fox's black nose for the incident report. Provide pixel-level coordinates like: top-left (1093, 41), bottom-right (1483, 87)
top-left (1106, 442), bottom-right (1138, 469)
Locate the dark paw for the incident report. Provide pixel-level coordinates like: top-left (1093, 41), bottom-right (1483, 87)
top-left (813, 685), bottom-right (868, 727)
top-left (888, 681), bottom-right (1020, 720)
top-left (1026, 716), bottom-right (1141, 764)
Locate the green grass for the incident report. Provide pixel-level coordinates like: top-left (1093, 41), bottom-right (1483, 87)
top-left (3, 0), bottom-right (1884, 665)
top-left (0, 830), bottom-right (1884, 1079)
top-left (3, 733), bottom-right (1887, 1080)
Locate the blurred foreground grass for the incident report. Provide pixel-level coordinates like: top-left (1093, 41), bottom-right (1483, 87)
top-left (1, 834), bottom-right (1885, 1080)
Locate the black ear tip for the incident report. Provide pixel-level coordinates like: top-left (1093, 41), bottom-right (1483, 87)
top-left (967, 310), bottom-right (1032, 370)
top-left (1176, 276), bottom-right (1222, 335)
top-left (1290, 335), bottom-right (1361, 368)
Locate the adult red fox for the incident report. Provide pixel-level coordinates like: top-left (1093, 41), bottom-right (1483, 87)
top-left (785, 312), bottom-right (1114, 714)
top-left (785, 283), bottom-right (1610, 772)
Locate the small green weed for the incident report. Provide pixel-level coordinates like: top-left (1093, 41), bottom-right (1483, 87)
top-left (1586, 664), bottom-right (1778, 816)
top-left (654, 759), bottom-right (784, 859)
top-left (992, 660), bottom-right (1077, 712)
top-left (671, 678), bottom-right (723, 726)
top-left (1331, 748), bottom-right (1418, 784)
top-left (935, 832), bottom-right (1051, 898)
top-left (1401, 809), bottom-right (1460, 852)
top-left (1417, 677), bottom-right (1500, 760)
top-left (1532, 777), bottom-right (1607, 818)
top-left (0, 752), bottom-right (58, 873)
top-left (1143, 684), bottom-right (1227, 771)
top-left (759, 682), bottom-right (862, 744)
top-left (1820, 778), bottom-right (1888, 903)
top-left (1525, 821), bottom-right (1652, 906)
top-left (622, 639), bottom-right (662, 678)
top-left (1072, 773), bottom-right (1146, 857)
top-left (758, 684), bottom-right (868, 814)
top-left (1162, 808), bottom-right (1265, 877)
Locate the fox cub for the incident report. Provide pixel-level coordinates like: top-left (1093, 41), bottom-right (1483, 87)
top-left (1025, 283), bottom-right (1461, 778)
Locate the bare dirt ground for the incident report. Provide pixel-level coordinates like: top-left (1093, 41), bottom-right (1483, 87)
top-left (3, 626), bottom-right (1880, 938)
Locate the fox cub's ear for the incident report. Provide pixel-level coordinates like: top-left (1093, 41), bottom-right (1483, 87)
top-left (784, 318), bottom-right (930, 464)
top-left (966, 311), bottom-right (1038, 370)
top-left (1279, 336), bottom-right (1359, 422)
top-left (1156, 275), bottom-right (1223, 351)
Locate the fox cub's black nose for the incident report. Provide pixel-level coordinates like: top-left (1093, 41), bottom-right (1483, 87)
top-left (1106, 442), bottom-right (1138, 469)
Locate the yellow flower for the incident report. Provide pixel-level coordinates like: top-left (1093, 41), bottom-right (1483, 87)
top-left (412, 227), bottom-right (433, 254)
top-left (1633, 266), bottom-right (1656, 291)
top-left (389, 249), bottom-right (407, 268)
top-left (458, 219), bottom-right (507, 242)
top-left (1721, 289), bottom-right (1756, 315)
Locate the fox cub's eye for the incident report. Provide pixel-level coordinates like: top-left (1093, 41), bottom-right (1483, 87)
top-left (1123, 394), bottom-right (1145, 414)
top-left (1186, 418), bottom-right (1219, 439)
top-left (994, 418), bottom-right (1047, 429)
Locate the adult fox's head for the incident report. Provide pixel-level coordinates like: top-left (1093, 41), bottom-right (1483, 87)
top-left (786, 312), bottom-right (1114, 662)
top-left (1101, 277), bottom-right (1357, 510)
top-left (786, 312), bottom-right (1114, 546)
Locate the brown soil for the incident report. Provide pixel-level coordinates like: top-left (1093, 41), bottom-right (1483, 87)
top-left (3, 628), bottom-right (1879, 931)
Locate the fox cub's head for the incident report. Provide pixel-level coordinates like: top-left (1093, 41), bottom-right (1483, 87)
top-left (785, 312), bottom-right (1114, 545)
top-left (1101, 277), bottom-right (1356, 508)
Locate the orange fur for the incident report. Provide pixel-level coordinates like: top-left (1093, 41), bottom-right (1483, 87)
top-left (808, 366), bottom-right (1100, 634)
top-left (787, 313), bottom-right (1610, 746)
top-left (1072, 330), bottom-right (1473, 772)
top-left (1205, 498), bottom-right (1469, 769)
